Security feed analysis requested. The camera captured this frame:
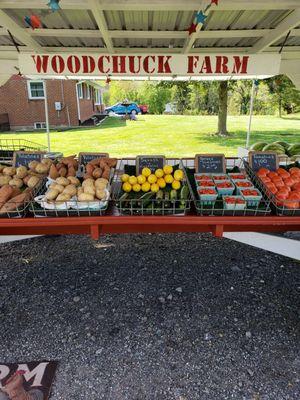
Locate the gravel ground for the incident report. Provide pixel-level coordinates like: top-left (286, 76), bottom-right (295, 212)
top-left (0, 233), bottom-right (299, 400)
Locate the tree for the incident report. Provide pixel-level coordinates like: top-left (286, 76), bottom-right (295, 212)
top-left (217, 81), bottom-right (229, 135)
top-left (266, 75), bottom-right (300, 116)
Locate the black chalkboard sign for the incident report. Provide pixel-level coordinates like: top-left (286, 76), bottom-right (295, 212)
top-left (136, 155), bottom-right (165, 174)
top-left (195, 154), bottom-right (225, 173)
top-left (249, 151), bottom-right (278, 172)
top-left (13, 151), bottom-right (45, 167)
top-left (78, 152), bottom-right (109, 165)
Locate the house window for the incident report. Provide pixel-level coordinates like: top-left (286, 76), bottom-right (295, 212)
top-left (95, 89), bottom-right (102, 105)
top-left (34, 122), bottom-right (46, 129)
top-left (28, 80), bottom-right (45, 99)
top-left (86, 85), bottom-right (91, 100)
top-left (77, 83), bottom-right (83, 99)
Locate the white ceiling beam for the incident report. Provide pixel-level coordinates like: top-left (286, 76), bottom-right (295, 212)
top-left (1, 45), bottom-right (300, 59)
top-left (87, 0), bottom-right (114, 53)
top-left (1, 28), bottom-right (300, 39)
top-left (252, 9), bottom-right (300, 53)
top-left (0, 10), bottom-right (43, 52)
top-left (2, 27), bottom-right (300, 40)
top-left (1, 0), bottom-right (300, 11)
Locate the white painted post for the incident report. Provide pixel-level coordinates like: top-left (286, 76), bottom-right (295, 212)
top-left (43, 80), bottom-right (51, 152)
top-left (246, 79), bottom-right (257, 149)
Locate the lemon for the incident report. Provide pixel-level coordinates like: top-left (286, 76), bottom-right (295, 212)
top-left (164, 174), bottom-right (174, 184)
top-left (155, 168), bottom-right (164, 178)
top-left (141, 182), bottom-right (151, 192)
top-left (137, 175), bottom-right (146, 184)
top-left (122, 182), bottom-right (132, 192)
top-left (151, 183), bottom-right (159, 193)
top-left (132, 183), bottom-right (141, 192)
top-left (172, 180), bottom-right (181, 190)
top-left (128, 175), bottom-right (137, 185)
top-left (148, 174), bottom-right (157, 184)
top-left (142, 167), bottom-right (151, 177)
top-left (174, 169), bottom-right (184, 181)
top-left (157, 177), bottom-right (166, 189)
top-left (121, 173), bottom-right (129, 183)
top-left (163, 165), bottom-right (173, 175)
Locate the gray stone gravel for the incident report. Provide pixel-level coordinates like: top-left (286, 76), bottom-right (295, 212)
top-left (0, 233), bottom-right (299, 400)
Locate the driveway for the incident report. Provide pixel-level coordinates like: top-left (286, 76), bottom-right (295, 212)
top-left (0, 233), bottom-right (299, 400)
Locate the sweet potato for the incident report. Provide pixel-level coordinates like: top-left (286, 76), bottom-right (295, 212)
top-left (90, 158), bottom-right (101, 166)
top-left (49, 164), bottom-right (59, 180)
top-left (101, 167), bottom-right (110, 180)
top-left (92, 168), bottom-right (102, 179)
top-left (86, 164), bottom-right (95, 175)
top-left (0, 185), bottom-right (14, 205)
top-left (0, 188), bottom-right (32, 214)
top-left (67, 166), bottom-right (76, 177)
top-left (58, 166), bottom-right (67, 177)
top-left (106, 158), bottom-right (117, 168)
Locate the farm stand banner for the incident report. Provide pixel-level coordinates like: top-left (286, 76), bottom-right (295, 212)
top-left (18, 53), bottom-right (281, 78)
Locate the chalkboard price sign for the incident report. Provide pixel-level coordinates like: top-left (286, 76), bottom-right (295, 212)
top-left (13, 151), bottom-right (45, 167)
top-left (78, 152), bottom-right (109, 165)
top-left (136, 155), bottom-right (165, 174)
top-left (195, 154), bottom-right (225, 173)
top-left (249, 151), bottom-right (278, 172)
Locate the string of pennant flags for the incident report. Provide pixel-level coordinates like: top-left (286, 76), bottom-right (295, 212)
top-left (188, 0), bottom-right (219, 35)
top-left (24, 0), bottom-right (61, 30)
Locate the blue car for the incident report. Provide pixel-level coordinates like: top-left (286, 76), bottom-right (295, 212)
top-left (105, 102), bottom-right (141, 115)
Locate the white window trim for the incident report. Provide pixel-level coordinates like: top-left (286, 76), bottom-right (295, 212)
top-left (77, 83), bottom-right (83, 99)
top-left (86, 85), bottom-right (91, 100)
top-left (27, 80), bottom-right (45, 100)
top-left (95, 88), bottom-right (102, 105)
top-left (34, 122), bottom-right (46, 129)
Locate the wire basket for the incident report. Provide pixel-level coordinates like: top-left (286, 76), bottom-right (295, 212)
top-left (112, 158), bottom-right (192, 216)
top-left (184, 157), bottom-right (272, 216)
top-left (244, 159), bottom-right (300, 217)
top-left (0, 139), bottom-right (47, 164)
top-left (29, 172), bottom-right (115, 218)
top-left (0, 178), bottom-right (45, 218)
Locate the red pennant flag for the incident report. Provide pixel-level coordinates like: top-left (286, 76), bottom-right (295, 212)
top-left (211, 0), bottom-right (219, 5)
top-left (188, 23), bottom-right (197, 35)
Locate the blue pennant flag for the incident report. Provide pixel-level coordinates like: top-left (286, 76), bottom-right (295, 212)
top-left (196, 11), bottom-right (207, 24)
top-left (47, 0), bottom-right (61, 12)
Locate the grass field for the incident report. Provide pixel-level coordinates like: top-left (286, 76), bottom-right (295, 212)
top-left (1, 114), bottom-right (299, 157)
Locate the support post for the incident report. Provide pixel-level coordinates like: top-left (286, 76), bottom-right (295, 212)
top-left (43, 80), bottom-right (51, 152)
top-left (246, 79), bottom-right (257, 149)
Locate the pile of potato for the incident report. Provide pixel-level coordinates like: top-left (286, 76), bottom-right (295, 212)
top-left (49, 155), bottom-right (78, 179)
top-left (0, 158), bottom-right (52, 190)
top-left (84, 157), bottom-right (117, 181)
top-left (45, 176), bottom-right (109, 203)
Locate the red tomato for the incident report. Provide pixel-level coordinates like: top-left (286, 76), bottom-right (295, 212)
top-left (264, 183), bottom-right (277, 195)
top-left (268, 172), bottom-right (279, 179)
top-left (286, 192), bottom-right (299, 209)
top-left (260, 176), bottom-right (271, 183)
top-left (277, 168), bottom-right (290, 179)
top-left (257, 168), bottom-right (270, 176)
top-left (292, 182), bottom-right (300, 191)
top-left (276, 192), bottom-right (288, 200)
top-left (274, 180), bottom-right (285, 189)
top-left (289, 167), bottom-right (300, 176)
top-left (291, 173), bottom-right (300, 183)
top-left (277, 188), bottom-right (290, 196)
top-left (290, 191), bottom-right (300, 200)
top-left (283, 177), bottom-right (294, 187)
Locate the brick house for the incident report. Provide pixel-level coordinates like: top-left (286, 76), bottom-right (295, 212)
top-left (0, 75), bottom-right (106, 131)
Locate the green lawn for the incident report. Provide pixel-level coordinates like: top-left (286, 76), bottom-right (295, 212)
top-left (1, 114), bottom-right (299, 157)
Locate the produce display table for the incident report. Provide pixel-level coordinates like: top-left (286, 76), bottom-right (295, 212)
top-left (1, 215), bottom-right (299, 240)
